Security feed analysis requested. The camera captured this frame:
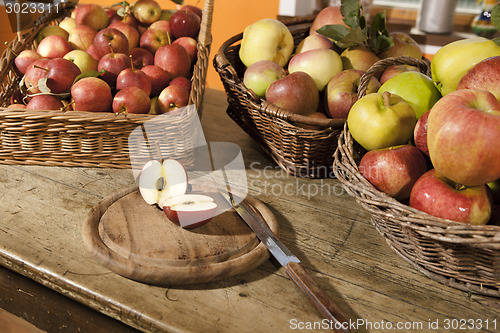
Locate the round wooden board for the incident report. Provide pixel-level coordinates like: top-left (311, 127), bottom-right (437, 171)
top-left (82, 185), bottom-right (279, 285)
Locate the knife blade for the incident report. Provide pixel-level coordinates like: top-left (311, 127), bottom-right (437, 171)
top-left (220, 191), bottom-right (350, 333)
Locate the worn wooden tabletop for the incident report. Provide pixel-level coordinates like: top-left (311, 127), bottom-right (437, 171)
top-left (0, 89), bottom-right (499, 333)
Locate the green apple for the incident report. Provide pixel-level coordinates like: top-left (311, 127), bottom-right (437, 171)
top-left (347, 92), bottom-right (417, 151)
top-left (36, 25), bottom-right (69, 43)
top-left (59, 17), bottom-right (76, 35)
top-left (288, 48), bottom-right (342, 91)
top-left (378, 71), bottom-right (441, 119)
top-left (431, 37), bottom-right (500, 96)
top-left (243, 60), bottom-right (286, 98)
top-left (63, 50), bottom-right (98, 73)
top-left (239, 19), bottom-right (294, 68)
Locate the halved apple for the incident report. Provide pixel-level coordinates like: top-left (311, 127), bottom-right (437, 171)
top-left (138, 159), bottom-right (188, 205)
top-left (160, 194), bottom-right (217, 229)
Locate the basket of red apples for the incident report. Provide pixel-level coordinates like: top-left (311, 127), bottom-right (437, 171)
top-left (333, 33), bottom-right (500, 296)
top-left (0, 0), bottom-right (213, 168)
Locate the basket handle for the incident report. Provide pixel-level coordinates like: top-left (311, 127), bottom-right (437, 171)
top-left (198, 0), bottom-right (214, 47)
top-left (213, 33), bottom-right (244, 86)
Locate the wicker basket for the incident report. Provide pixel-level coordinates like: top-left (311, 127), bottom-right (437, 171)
top-left (333, 56), bottom-right (500, 297)
top-left (0, 0), bottom-right (214, 168)
top-left (213, 24), bottom-right (345, 179)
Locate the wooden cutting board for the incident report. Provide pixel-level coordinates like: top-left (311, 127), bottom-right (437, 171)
top-left (82, 185), bottom-right (279, 285)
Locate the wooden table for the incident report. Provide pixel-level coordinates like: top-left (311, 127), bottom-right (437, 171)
top-left (1, 89), bottom-right (499, 333)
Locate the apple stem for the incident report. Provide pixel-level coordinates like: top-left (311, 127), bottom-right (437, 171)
top-left (4, 42), bottom-right (18, 57)
top-left (108, 42), bottom-right (115, 56)
top-left (167, 31), bottom-right (172, 45)
top-left (382, 91), bottom-right (391, 108)
top-left (60, 100), bottom-right (75, 112)
top-left (33, 65), bottom-right (49, 72)
top-left (129, 55), bottom-right (135, 71)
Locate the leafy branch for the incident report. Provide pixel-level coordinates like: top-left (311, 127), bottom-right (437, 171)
top-left (492, 4), bottom-right (500, 45)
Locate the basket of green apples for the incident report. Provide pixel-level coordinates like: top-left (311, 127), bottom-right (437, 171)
top-left (333, 5), bottom-right (500, 297)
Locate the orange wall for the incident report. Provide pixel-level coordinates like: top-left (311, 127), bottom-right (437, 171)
top-left (0, 1), bottom-right (280, 91)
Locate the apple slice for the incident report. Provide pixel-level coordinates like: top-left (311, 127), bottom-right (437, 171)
top-left (160, 194), bottom-right (217, 228)
top-left (138, 159), bottom-right (188, 205)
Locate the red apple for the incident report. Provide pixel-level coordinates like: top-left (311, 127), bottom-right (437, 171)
top-left (172, 36), bottom-right (198, 65)
top-left (148, 20), bottom-right (170, 34)
top-left (24, 58), bottom-right (50, 94)
top-left (129, 47), bottom-right (154, 69)
top-left (109, 21), bottom-right (140, 50)
top-left (132, 0), bottom-right (162, 25)
top-left (169, 9), bottom-right (201, 39)
top-left (45, 58), bottom-right (81, 94)
top-left (14, 50), bottom-right (42, 75)
top-left (71, 77), bottom-right (112, 112)
top-left (410, 169), bottom-right (492, 225)
top-left (457, 56), bottom-right (500, 101)
top-left (86, 45), bottom-right (102, 62)
top-left (325, 69), bottom-right (381, 119)
top-left (10, 89), bottom-right (27, 105)
top-left (359, 145), bottom-right (428, 201)
top-left (7, 104), bottom-right (27, 109)
top-left (97, 52), bottom-right (131, 88)
top-left (141, 65), bottom-right (170, 96)
top-left (110, 11), bottom-right (139, 28)
top-left (112, 86), bottom-right (151, 114)
top-left (378, 32), bottom-right (422, 59)
top-left (161, 194), bottom-right (217, 229)
top-left (94, 28), bottom-right (129, 58)
top-left (181, 5), bottom-right (202, 19)
top-left (36, 35), bottom-right (72, 59)
top-left (265, 71), bottom-right (319, 116)
top-left (427, 89), bottom-right (500, 186)
top-left (116, 67), bottom-right (152, 96)
top-left (68, 25), bottom-right (97, 51)
top-left (26, 94), bottom-right (64, 110)
top-left (154, 43), bottom-right (191, 79)
top-left (157, 84), bottom-right (190, 113)
top-left (309, 6), bottom-right (347, 36)
top-left (139, 28), bottom-right (171, 55)
top-left (169, 76), bottom-right (191, 94)
top-left (74, 3), bottom-right (109, 31)
top-left (413, 109), bottom-right (430, 157)
top-left (295, 34), bottom-right (334, 54)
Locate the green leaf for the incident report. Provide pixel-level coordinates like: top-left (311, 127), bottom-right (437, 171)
top-left (317, 24), bottom-right (351, 41)
top-left (112, 1), bottom-right (130, 8)
top-left (73, 70), bottom-right (105, 86)
top-left (341, 0), bottom-right (361, 29)
top-left (492, 5), bottom-right (500, 32)
top-left (170, 0), bottom-right (184, 5)
top-left (334, 26), bottom-right (366, 49)
top-left (372, 34), bottom-right (393, 53)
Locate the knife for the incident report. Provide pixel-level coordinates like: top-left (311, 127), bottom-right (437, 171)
top-left (220, 191), bottom-right (350, 333)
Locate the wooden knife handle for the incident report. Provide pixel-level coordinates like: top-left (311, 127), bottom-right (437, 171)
top-left (285, 261), bottom-right (350, 333)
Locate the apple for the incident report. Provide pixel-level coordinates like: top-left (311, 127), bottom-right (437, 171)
top-left (288, 48), bottom-right (343, 91)
top-left (86, 45), bottom-right (102, 62)
top-left (10, 90), bottom-right (27, 105)
top-left (409, 169), bottom-right (492, 225)
top-left (347, 91), bottom-right (417, 151)
top-left (7, 104), bottom-right (27, 109)
top-left (112, 86), bottom-right (151, 114)
top-left (159, 9), bottom-right (176, 21)
top-left (129, 47), bottom-right (154, 69)
top-left (110, 11), bottom-right (139, 28)
top-left (169, 9), bottom-right (201, 39)
top-left (359, 145), bottom-right (427, 201)
top-left (138, 159), bottom-right (188, 205)
top-left (97, 52), bottom-right (131, 88)
top-left (377, 32), bottom-right (422, 59)
top-left (116, 67), bottom-right (152, 96)
top-left (157, 84), bottom-right (190, 113)
top-left (295, 34), bottom-right (333, 54)
top-left (309, 6), bottom-right (347, 36)
top-left (413, 109), bottom-right (430, 157)
top-left (71, 77), bottom-right (112, 112)
top-left (379, 64), bottom-right (420, 85)
top-left (456, 56), bottom-right (500, 101)
top-left (141, 65), bottom-right (170, 96)
top-left (36, 26), bottom-right (68, 43)
top-left (59, 17), bottom-right (76, 35)
top-left (378, 71), bottom-right (441, 119)
top-left (94, 28), bottom-right (129, 58)
top-left (169, 76), bottom-right (191, 94)
top-left (63, 50), bottom-right (98, 73)
top-left (26, 94), bottom-right (64, 110)
top-left (74, 3), bottom-right (109, 31)
top-left (37, 35), bottom-right (72, 59)
top-left (139, 28), bottom-right (171, 55)
top-left (325, 69), bottom-right (381, 119)
top-left (431, 37), bottom-right (500, 96)
top-left (154, 43), bottom-right (191, 79)
top-left (109, 22), bottom-right (140, 51)
top-left (14, 50), bottom-right (42, 75)
top-left (45, 58), bottom-right (81, 94)
top-left (148, 20), bottom-right (171, 34)
top-left (68, 25), bottom-right (97, 51)
top-left (24, 58), bottom-right (50, 94)
top-left (265, 71), bottom-right (319, 116)
top-left (340, 46), bottom-right (380, 72)
top-left (132, 0), bottom-right (162, 25)
top-left (181, 5), bottom-right (202, 19)
top-left (172, 37), bottom-right (198, 66)
top-left (160, 194), bottom-right (217, 229)
top-left (239, 18), bottom-right (294, 68)
top-left (243, 60), bottom-right (286, 98)
top-left (427, 89), bottom-right (500, 186)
